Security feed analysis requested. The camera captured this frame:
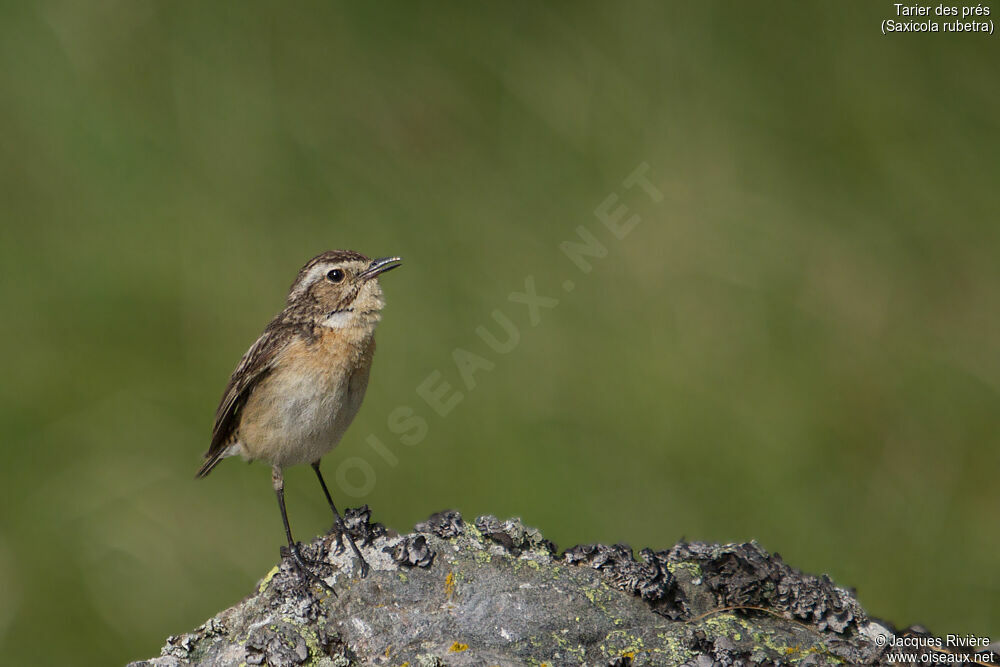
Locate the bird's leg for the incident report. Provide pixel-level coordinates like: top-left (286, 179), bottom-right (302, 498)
top-left (312, 461), bottom-right (370, 578)
top-left (273, 465), bottom-right (336, 595)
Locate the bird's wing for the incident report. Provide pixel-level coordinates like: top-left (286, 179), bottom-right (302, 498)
top-left (199, 319), bottom-right (304, 474)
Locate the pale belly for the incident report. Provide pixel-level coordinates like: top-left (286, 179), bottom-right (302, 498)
top-left (237, 349), bottom-right (371, 468)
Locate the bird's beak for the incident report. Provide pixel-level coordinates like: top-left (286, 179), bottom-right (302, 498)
top-left (360, 256), bottom-right (402, 281)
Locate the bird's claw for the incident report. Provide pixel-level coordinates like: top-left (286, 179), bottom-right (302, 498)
top-left (279, 542), bottom-right (327, 568)
top-left (331, 519), bottom-right (371, 579)
top-left (280, 544), bottom-right (337, 597)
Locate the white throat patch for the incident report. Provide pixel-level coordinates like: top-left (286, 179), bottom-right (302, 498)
top-left (321, 309), bottom-right (355, 329)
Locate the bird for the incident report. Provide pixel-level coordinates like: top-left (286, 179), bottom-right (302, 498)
top-left (196, 250), bottom-right (402, 591)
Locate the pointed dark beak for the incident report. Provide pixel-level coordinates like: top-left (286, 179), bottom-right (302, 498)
top-left (360, 256), bottom-right (402, 281)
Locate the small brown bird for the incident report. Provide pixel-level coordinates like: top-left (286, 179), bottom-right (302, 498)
top-left (197, 250), bottom-right (401, 590)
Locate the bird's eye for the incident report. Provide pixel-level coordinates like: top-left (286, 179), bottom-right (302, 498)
top-left (326, 268), bottom-right (345, 283)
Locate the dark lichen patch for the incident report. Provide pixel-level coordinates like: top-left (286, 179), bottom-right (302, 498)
top-left (338, 504), bottom-right (388, 548)
top-left (386, 534), bottom-right (435, 568)
top-left (414, 509), bottom-right (464, 538)
top-left (666, 542), bottom-right (865, 634)
top-left (563, 544), bottom-right (678, 617)
top-left (474, 515), bottom-right (558, 555)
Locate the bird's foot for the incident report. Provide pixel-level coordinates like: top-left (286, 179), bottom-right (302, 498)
top-left (354, 553), bottom-right (371, 579)
top-left (280, 542), bottom-right (328, 568)
top-left (330, 518), bottom-right (371, 579)
top-left (280, 543), bottom-right (337, 597)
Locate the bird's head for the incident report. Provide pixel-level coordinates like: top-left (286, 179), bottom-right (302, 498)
top-left (286, 250), bottom-right (401, 330)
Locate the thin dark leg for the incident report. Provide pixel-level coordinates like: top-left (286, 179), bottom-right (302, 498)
top-left (312, 461), bottom-right (370, 578)
top-left (273, 466), bottom-right (336, 595)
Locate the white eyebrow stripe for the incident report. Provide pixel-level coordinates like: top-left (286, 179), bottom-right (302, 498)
top-left (289, 264), bottom-right (334, 300)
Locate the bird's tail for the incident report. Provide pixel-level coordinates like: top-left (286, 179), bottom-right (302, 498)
top-left (195, 450), bottom-right (226, 479)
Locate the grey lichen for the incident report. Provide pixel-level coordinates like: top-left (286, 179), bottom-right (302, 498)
top-left (414, 509), bottom-right (465, 539)
top-left (245, 621), bottom-right (309, 666)
top-left (385, 534), bottom-right (435, 568)
top-left (474, 514), bottom-right (557, 555)
top-left (127, 509), bottom-right (974, 667)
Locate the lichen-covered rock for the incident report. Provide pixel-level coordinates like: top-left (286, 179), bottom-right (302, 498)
top-left (474, 514), bottom-right (557, 555)
top-left (385, 534), bottom-right (435, 568)
top-left (664, 541), bottom-right (864, 633)
top-left (337, 505), bottom-right (386, 547)
top-left (127, 510), bottom-right (974, 666)
top-left (414, 509), bottom-right (464, 539)
top-left (563, 543), bottom-right (676, 610)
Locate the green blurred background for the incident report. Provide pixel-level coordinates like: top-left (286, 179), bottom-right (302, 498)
top-left (1, 2), bottom-right (998, 664)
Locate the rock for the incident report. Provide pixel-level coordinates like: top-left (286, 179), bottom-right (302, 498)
top-left (127, 509), bottom-right (985, 666)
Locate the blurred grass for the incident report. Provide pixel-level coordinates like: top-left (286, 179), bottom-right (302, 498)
top-left (0, 2), bottom-right (998, 664)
